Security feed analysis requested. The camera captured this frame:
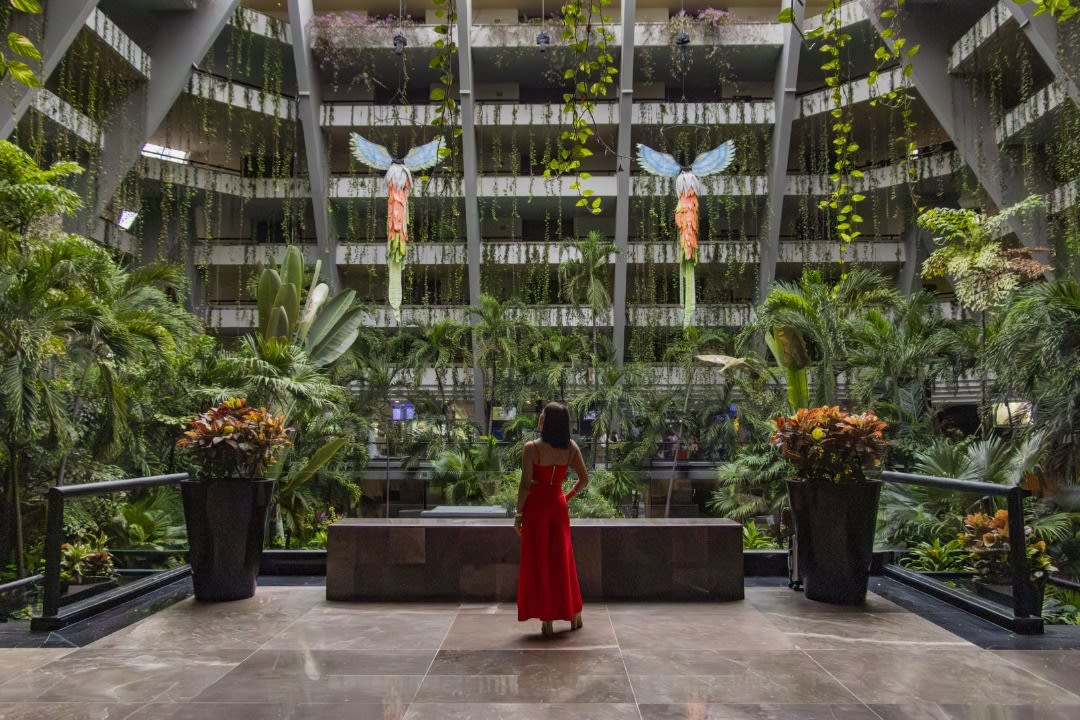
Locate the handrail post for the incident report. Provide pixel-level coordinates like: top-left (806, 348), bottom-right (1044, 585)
top-left (1006, 486), bottom-right (1038, 618)
top-left (41, 487), bottom-right (66, 620)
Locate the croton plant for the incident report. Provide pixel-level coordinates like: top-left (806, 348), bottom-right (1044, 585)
top-left (772, 405), bottom-right (889, 483)
top-left (177, 398), bottom-right (291, 479)
top-left (961, 509), bottom-right (1057, 583)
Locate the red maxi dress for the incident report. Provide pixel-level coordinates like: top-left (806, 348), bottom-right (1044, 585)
top-left (517, 462), bottom-right (584, 622)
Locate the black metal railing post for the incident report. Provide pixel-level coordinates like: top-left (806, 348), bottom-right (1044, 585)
top-left (1007, 485), bottom-right (1038, 618)
top-left (41, 487), bottom-right (66, 619)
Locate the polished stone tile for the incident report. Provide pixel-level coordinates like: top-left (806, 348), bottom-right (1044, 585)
top-left (994, 650), bottom-right (1080, 695)
top-left (262, 607), bottom-right (456, 652)
top-left (415, 673), bottom-right (635, 703)
top-left (403, 703), bottom-right (641, 719)
top-left (89, 591), bottom-right (324, 652)
top-left (638, 704), bottom-right (881, 720)
top-left (808, 647), bottom-right (1080, 705)
top-left (440, 607), bottom-right (617, 651)
top-left (608, 605), bottom-right (796, 652)
top-left (0, 649), bottom-right (248, 703)
top-left (0, 649), bottom-right (73, 683)
top-left (870, 704), bottom-right (1080, 720)
top-left (746, 588), bottom-right (907, 615)
top-left (126, 702), bottom-right (403, 720)
top-left (193, 649), bottom-right (423, 704)
top-left (625, 649), bottom-right (861, 705)
top-left (0, 703), bottom-right (142, 720)
top-left (428, 648), bottom-right (626, 675)
top-left (759, 608), bottom-right (972, 649)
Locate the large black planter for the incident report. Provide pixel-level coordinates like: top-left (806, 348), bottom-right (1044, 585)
top-left (181, 478), bottom-right (273, 602)
top-left (787, 479), bottom-right (882, 605)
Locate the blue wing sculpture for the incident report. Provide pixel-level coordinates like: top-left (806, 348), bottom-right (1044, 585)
top-left (635, 144), bottom-right (682, 177)
top-left (402, 138), bottom-right (446, 172)
top-left (691, 140), bottom-right (735, 177)
top-left (349, 134), bottom-right (394, 171)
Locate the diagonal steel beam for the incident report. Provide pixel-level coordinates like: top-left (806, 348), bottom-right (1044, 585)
top-left (611, 0), bottom-right (635, 366)
top-left (0, 0), bottom-right (100, 138)
top-left (288, 0), bottom-right (339, 291)
top-left (456, 0), bottom-right (486, 425)
top-left (860, 0), bottom-right (1051, 261)
top-left (759, 0), bottom-right (804, 303)
top-left (1005, 1), bottom-right (1080, 107)
top-left (79, 0), bottom-right (239, 232)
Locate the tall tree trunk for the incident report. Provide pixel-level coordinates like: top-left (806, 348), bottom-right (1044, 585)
top-left (10, 453), bottom-right (25, 577)
top-left (487, 358), bottom-right (496, 436)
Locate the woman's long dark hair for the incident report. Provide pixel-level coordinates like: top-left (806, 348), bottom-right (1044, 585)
top-left (540, 402), bottom-right (571, 449)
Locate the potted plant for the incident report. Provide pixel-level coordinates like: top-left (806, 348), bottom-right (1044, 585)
top-left (961, 509), bottom-right (1057, 606)
top-left (177, 398), bottom-right (291, 601)
top-left (774, 406), bottom-right (888, 604)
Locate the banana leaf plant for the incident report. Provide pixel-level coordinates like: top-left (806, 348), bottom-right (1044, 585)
top-left (256, 246), bottom-right (366, 367)
top-left (765, 325), bottom-right (810, 411)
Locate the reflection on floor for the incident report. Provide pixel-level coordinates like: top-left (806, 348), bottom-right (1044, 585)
top-left (1, 585), bottom-right (1079, 719)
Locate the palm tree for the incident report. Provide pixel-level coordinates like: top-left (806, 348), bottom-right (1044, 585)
top-left (741, 268), bottom-right (898, 407)
top-left (472, 293), bottom-right (527, 434)
top-left (569, 362), bottom-right (651, 466)
top-left (529, 327), bottom-right (588, 405)
top-left (401, 318), bottom-right (470, 438)
top-left (986, 280), bottom-right (1080, 490)
top-left (558, 231), bottom-right (617, 367)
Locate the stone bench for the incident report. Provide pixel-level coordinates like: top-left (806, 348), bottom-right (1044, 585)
top-left (326, 518), bottom-right (743, 602)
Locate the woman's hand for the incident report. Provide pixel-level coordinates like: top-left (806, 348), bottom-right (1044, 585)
top-left (514, 513), bottom-right (523, 537)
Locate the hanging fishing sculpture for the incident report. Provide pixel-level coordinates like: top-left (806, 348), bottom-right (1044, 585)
top-left (635, 140), bottom-right (735, 327)
top-left (350, 134), bottom-right (446, 317)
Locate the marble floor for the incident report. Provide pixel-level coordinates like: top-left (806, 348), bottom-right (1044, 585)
top-left (1, 586), bottom-right (1079, 719)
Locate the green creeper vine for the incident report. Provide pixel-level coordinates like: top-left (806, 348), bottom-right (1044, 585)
top-left (429, 0), bottom-right (461, 165)
top-left (1, 0), bottom-right (43, 88)
top-left (868, 1), bottom-right (920, 202)
top-left (545, 0), bottom-right (617, 215)
top-left (1014, 0), bottom-right (1078, 21)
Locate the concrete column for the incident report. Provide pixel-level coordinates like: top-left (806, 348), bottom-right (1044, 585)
top-left (759, 0), bottom-right (804, 303)
top-left (455, 0), bottom-right (487, 424)
top-left (899, 222), bottom-right (922, 295)
top-left (0, 0), bottom-right (100, 138)
top-left (611, 0), bottom-right (636, 366)
top-left (287, 0), bottom-right (340, 291)
top-left (1005, 1), bottom-right (1079, 107)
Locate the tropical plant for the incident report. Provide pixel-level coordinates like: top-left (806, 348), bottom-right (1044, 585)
top-left (961, 509), bottom-right (1057, 583)
top-left (432, 435), bottom-right (504, 503)
top-left (177, 398), bottom-right (292, 479)
top-left (708, 443), bottom-right (795, 526)
top-left (558, 230), bottom-right (617, 365)
top-left (58, 536), bottom-right (116, 585)
top-left (985, 280), bottom-right (1080, 490)
top-left (472, 293), bottom-right (528, 433)
top-left (1043, 586), bottom-right (1080, 625)
top-left (918, 195), bottom-right (1050, 314)
top-left (401, 318), bottom-right (470, 437)
top-left (106, 489), bottom-right (187, 550)
top-left (741, 268), bottom-right (898, 407)
top-left (899, 538), bottom-right (971, 572)
top-left (256, 246), bottom-right (366, 368)
top-left (568, 361), bottom-right (651, 465)
top-left (0, 1), bottom-right (45, 90)
top-left (773, 406), bottom-right (889, 483)
top-left (742, 522), bottom-right (781, 550)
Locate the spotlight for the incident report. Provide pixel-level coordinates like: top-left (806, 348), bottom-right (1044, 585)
top-left (675, 30), bottom-right (690, 45)
top-left (393, 32), bottom-right (407, 55)
top-left (536, 30), bottom-right (550, 51)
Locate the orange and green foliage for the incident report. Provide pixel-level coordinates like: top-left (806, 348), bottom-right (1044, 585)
top-left (177, 398), bottom-right (292, 479)
top-left (961, 510), bottom-right (1057, 582)
top-left (772, 406), bottom-right (888, 483)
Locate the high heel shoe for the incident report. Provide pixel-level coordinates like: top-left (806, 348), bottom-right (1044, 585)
top-left (541, 620), bottom-right (554, 637)
top-left (571, 612), bottom-right (583, 630)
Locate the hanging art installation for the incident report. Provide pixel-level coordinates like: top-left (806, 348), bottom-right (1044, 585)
top-left (350, 133), bottom-right (447, 316)
top-left (635, 140), bottom-right (735, 327)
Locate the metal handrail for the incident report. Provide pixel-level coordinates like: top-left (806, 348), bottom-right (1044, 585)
top-left (40, 473), bottom-right (189, 621)
top-left (0, 574), bottom-right (42, 595)
top-left (881, 470), bottom-right (1040, 626)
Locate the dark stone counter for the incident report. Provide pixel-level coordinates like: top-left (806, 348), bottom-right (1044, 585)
top-left (326, 518), bottom-right (743, 602)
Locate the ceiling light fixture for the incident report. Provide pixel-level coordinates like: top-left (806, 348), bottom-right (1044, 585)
top-left (141, 143), bottom-right (189, 164)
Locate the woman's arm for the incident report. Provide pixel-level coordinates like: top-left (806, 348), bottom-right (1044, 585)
top-left (565, 441), bottom-right (589, 501)
top-left (514, 441), bottom-right (535, 536)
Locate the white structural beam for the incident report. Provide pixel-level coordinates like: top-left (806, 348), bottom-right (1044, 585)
top-left (455, 0), bottom-right (487, 425)
top-left (861, 0), bottom-right (1052, 261)
top-left (1005, 1), bottom-right (1080, 107)
top-left (30, 90), bottom-right (101, 146)
top-left (760, 0), bottom-right (804, 303)
top-left (85, 8), bottom-right (150, 77)
top-left (0, 0), bottom-right (100, 138)
top-left (82, 0), bottom-right (240, 231)
top-left (287, 0), bottom-right (338, 289)
top-left (612, 0), bottom-right (635, 365)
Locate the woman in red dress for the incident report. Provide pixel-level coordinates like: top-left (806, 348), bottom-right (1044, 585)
top-left (514, 402), bottom-right (589, 636)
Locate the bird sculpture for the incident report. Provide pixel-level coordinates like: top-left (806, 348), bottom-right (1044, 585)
top-left (350, 133), bottom-right (447, 316)
top-left (635, 140), bottom-right (735, 327)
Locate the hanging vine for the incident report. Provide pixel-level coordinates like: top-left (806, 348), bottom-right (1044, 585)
top-left (546, 0), bottom-right (617, 215)
top-left (429, 0), bottom-right (460, 165)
